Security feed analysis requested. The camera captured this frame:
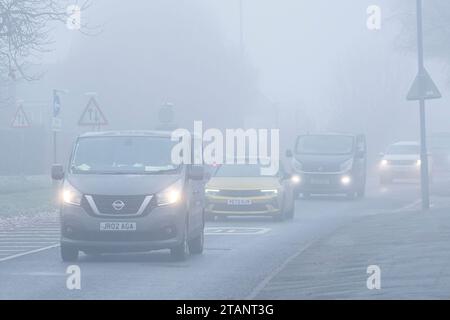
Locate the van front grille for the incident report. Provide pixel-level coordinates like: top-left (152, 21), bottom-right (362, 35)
top-left (85, 195), bottom-right (148, 215)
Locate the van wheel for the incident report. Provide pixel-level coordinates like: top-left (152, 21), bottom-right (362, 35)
top-left (283, 197), bottom-right (295, 220)
top-left (61, 244), bottom-right (79, 262)
top-left (188, 229), bottom-right (204, 255)
top-left (171, 224), bottom-right (189, 261)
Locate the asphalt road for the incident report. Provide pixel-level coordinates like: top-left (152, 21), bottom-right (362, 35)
top-left (0, 178), bottom-right (424, 300)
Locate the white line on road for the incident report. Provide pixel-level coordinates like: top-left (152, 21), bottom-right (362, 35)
top-left (0, 242), bottom-right (57, 244)
top-left (245, 197), bottom-right (423, 299)
top-left (0, 244), bottom-right (59, 263)
top-left (246, 241), bottom-right (315, 300)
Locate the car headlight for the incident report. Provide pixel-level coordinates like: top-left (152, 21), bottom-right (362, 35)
top-left (291, 174), bottom-right (301, 184)
top-left (156, 180), bottom-right (183, 206)
top-left (341, 175), bottom-right (352, 185)
top-left (380, 159), bottom-right (389, 167)
top-left (62, 181), bottom-right (82, 206)
top-left (260, 189), bottom-right (278, 195)
top-left (340, 159), bottom-right (353, 172)
top-left (416, 159), bottom-right (421, 167)
top-left (205, 188), bottom-right (220, 195)
top-left (293, 159), bottom-right (303, 171)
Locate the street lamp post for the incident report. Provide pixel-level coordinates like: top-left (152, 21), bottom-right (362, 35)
top-left (239, 0), bottom-right (244, 55)
top-left (415, 0), bottom-right (430, 210)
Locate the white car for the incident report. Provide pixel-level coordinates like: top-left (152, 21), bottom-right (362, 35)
top-left (379, 141), bottom-right (429, 184)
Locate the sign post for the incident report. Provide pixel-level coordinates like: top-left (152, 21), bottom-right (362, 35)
top-left (407, 0), bottom-right (442, 210)
top-left (11, 102), bottom-right (31, 176)
top-left (52, 90), bottom-right (63, 164)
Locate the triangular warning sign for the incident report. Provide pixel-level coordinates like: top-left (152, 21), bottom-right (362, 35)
top-left (407, 68), bottom-right (442, 101)
top-left (11, 105), bottom-right (31, 128)
top-left (78, 97), bottom-right (108, 126)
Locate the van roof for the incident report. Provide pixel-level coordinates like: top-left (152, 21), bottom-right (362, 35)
top-left (79, 130), bottom-right (201, 139)
top-left (298, 132), bottom-right (361, 137)
top-left (391, 141), bottom-right (420, 146)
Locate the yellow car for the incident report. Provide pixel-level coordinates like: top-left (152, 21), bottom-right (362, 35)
top-left (204, 163), bottom-right (296, 221)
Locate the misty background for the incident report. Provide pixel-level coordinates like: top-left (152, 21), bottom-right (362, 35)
top-left (1, 0), bottom-right (450, 174)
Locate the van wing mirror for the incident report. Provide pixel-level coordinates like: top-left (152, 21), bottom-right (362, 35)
top-left (286, 149), bottom-right (293, 158)
top-left (188, 165), bottom-right (204, 180)
top-left (51, 164), bottom-right (64, 180)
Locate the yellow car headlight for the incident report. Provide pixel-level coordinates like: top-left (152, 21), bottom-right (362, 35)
top-left (260, 189), bottom-right (278, 195)
top-left (205, 188), bottom-right (220, 195)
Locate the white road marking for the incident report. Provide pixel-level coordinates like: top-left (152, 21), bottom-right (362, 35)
top-left (0, 242), bottom-right (57, 244)
top-left (205, 227), bottom-right (271, 235)
top-left (0, 245), bottom-right (46, 248)
top-left (246, 241), bottom-right (315, 300)
top-left (0, 244), bottom-right (59, 263)
top-left (0, 238), bottom-right (59, 241)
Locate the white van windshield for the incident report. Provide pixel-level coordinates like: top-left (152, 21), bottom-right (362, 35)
top-left (70, 136), bottom-right (179, 174)
top-left (296, 135), bottom-right (355, 155)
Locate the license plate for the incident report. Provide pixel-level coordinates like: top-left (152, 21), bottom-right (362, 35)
top-left (100, 222), bottom-right (137, 231)
top-left (227, 199), bottom-right (252, 205)
top-left (310, 178), bottom-right (330, 185)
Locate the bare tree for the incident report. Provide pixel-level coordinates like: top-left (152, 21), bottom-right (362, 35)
top-left (0, 0), bottom-right (91, 81)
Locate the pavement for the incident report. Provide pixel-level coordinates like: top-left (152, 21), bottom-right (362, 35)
top-left (255, 197), bottom-right (450, 299)
top-left (0, 177), bottom-right (449, 299)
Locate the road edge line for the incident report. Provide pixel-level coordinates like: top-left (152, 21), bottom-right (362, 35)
top-left (245, 198), bottom-right (422, 299)
top-left (0, 244), bottom-right (59, 262)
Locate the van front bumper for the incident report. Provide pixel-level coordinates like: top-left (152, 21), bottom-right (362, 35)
top-left (294, 173), bottom-right (356, 194)
top-left (60, 203), bottom-right (186, 253)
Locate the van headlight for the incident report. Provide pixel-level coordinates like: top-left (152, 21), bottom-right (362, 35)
top-left (205, 188), bottom-right (220, 195)
top-left (340, 159), bottom-right (353, 172)
top-left (156, 180), bottom-right (183, 206)
top-left (260, 189), bottom-right (278, 195)
top-left (62, 181), bottom-right (82, 206)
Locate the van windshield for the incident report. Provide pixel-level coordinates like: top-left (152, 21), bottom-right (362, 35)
top-left (386, 144), bottom-right (420, 155)
top-left (70, 136), bottom-right (179, 174)
top-left (296, 135), bottom-right (355, 155)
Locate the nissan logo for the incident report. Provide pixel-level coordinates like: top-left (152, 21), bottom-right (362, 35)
top-left (112, 200), bottom-right (125, 211)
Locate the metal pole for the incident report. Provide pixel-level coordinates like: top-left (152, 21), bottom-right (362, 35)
top-left (53, 131), bottom-right (57, 163)
top-left (239, 0), bottom-right (244, 56)
top-left (416, 0), bottom-right (430, 210)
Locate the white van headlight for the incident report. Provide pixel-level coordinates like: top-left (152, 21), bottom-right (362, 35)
top-left (156, 180), bottom-right (183, 206)
top-left (62, 181), bottom-right (82, 206)
top-left (340, 159), bottom-right (353, 172)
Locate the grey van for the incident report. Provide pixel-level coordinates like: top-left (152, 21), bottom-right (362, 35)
top-left (51, 131), bottom-right (205, 262)
top-left (286, 133), bottom-right (367, 199)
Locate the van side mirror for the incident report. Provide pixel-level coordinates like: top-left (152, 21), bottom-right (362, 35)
top-left (188, 165), bottom-right (204, 180)
top-left (51, 164), bottom-right (64, 180)
top-left (379, 152), bottom-right (385, 157)
top-left (286, 149), bottom-right (293, 158)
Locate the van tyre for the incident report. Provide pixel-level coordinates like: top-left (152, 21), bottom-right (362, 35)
top-left (283, 198), bottom-right (295, 220)
top-left (171, 224), bottom-right (189, 261)
top-left (188, 229), bottom-right (204, 255)
top-left (61, 244), bottom-right (79, 262)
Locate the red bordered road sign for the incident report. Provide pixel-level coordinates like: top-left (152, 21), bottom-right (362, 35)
top-left (11, 105), bottom-right (31, 128)
top-left (78, 97), bottom-right (108, 126)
